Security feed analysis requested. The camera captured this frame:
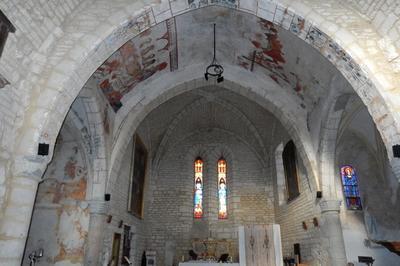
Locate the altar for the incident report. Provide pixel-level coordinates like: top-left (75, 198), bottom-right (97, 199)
top-left (180, 224), bottom-right (282, 266)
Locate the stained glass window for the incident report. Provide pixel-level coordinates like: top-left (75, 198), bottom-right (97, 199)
top-left (194, 157), bottom-right (204, 219)
top-left (340, 165), bottom-right (362, 210)
top-left (218, 158), bottom-right (227, 219)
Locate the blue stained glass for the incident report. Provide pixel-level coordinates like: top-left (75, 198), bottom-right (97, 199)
top-left (340, 165), bottom-right (362, 210)
top-left (194, 158), bottom-right (203, 218)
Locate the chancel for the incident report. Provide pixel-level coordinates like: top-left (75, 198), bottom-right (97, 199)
top-left (1, 1), bottom-right (400, 266)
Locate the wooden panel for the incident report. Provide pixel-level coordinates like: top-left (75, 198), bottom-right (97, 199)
top-left (243, 225), bottom-right (282, 266)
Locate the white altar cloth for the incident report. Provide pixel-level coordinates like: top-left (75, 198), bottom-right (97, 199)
top-left (179, 263), bottom-right (239, 266)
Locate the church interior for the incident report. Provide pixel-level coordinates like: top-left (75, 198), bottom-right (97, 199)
top-left (1, 1), bottom-right (400, 266)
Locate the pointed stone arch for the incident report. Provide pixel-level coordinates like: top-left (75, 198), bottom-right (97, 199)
top-left (2, 1), bottom-right (400, 264)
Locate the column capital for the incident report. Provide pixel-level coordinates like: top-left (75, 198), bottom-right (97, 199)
top-left (319, 199), bottom-right (341, 213)
top-left (88, 200), bottom-right (108, 215)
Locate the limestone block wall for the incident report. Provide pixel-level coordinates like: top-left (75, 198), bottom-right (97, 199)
top-left (0, 0), bottom-right (86, 94)
top-left (344, 0), bottom-right (400, 50)
top-left (104, 137), bottom-right (147, 266)
top-left (274, 140), bottom-right (320, 263)
top-left (0, 0), bottom-right (89, 217)
top-left (23, 126), bottom-right (89, 266)
top-left (147, 129), bottom-right (274, 265)
top-left (0, 0), bottom-right (86, 167)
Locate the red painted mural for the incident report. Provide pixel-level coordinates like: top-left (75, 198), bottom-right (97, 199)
top-left (238, 20), bottom-right (287, 82)
top-left (238, 18), bottom-right (304, 93)
top-left (94, 18), bottom-right (178, 112)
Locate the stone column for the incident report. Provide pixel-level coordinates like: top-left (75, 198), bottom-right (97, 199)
top-left (84, 199), bottom-right (108, 266)
top-left (0, 158), bottom-right (45, 266)
top-left (319, 199), bottom-right (347, 266)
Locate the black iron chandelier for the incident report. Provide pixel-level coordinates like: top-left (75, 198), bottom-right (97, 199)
top-left (204, 23), bottom-right (224, 83)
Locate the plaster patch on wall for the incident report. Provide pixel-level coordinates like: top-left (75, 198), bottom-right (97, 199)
top-left (24, 128), bottom-right (89, 266)
top-left (54, 206), bottom-right (89, 264)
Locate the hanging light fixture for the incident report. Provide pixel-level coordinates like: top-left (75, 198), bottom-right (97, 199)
top-left (205, 23), bottom-right (224, 83)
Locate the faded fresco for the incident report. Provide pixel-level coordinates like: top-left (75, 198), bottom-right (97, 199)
top-left (24, 129), bottom-right (89, 266)
top-left (188, 0), bottom-right (237, 9)
top-left (90, 6), bottom-right (343, 121)
top-left (236, 17), bottom-right (327, 110)
top-left (93, 17), bottom-right (178, 112)
top-left (237, 19), bottom-right (288, 85)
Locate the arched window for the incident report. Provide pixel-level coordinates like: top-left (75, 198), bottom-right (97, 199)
top-left (340, 165), bottom-right (362, 210)
top-left (194, 157), bottom-right (204, 219)
top-left (282, 140), bottom-right (300, 201)
top-left (218, 157), bottom-right (227, 219)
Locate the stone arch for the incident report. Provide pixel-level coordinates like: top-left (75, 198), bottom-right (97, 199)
top-left (207, 145), bottom-right (236, 170)
top-left (12, 1), bottom-right (399, 187)
top-left (3, 2), bottom-right (400, 265)
top-left (106, 76), bottom-right (318, 195)
top-left (152, 89), bottom-right (268, 170)
top-left (65, 89), bottom-right (109, 201)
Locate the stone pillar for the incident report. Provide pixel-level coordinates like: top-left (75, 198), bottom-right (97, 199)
top-left (84, 199), bottom-right (108, 266)
top-left (319, 200), bottom-right (347, 266)
top-left (0, 158), bottom-right (44, 266)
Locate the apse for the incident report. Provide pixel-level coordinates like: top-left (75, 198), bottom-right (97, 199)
top-left (110, 86), bottom-right (315, 265)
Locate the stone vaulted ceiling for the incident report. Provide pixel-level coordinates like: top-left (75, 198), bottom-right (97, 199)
top-left (89, 5), bottom-right (352, 116)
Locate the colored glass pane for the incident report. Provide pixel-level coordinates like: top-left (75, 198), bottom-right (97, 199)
top-left (218, 158), bottom-right (227, 219)
top-left (340, 165), bottom-right (362, 210)
top-left (194, 158), bottom-right (203, 218)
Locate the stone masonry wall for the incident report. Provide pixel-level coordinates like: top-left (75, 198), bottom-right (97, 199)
top-left (344, 0), bottom-right (400, 50)
top-left (147, 129), bottom-right (274, 265)
top-left (274, 140), bottom-right (321, 263)
top-left (105, 137), bottom-right (147, 266)
top-left (0, 0), bottom-right (87, 216)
